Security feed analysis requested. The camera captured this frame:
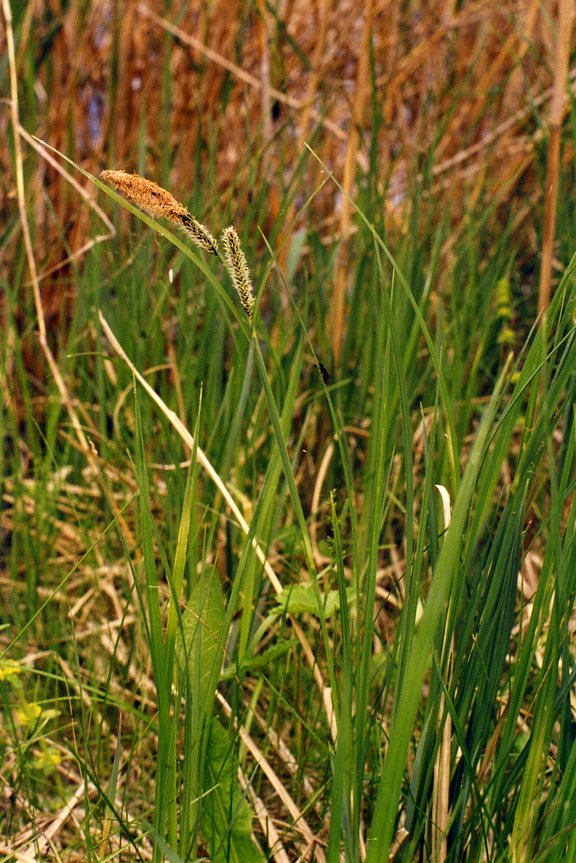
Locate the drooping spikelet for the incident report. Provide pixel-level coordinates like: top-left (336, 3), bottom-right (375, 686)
top-left (220, 227), bottom-right (255, 319)
top-left (100, 170), bottom-right (219, 256)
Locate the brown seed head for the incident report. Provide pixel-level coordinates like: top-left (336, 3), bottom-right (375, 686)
top-left (100, 170), bottom-right (218, 255)
top-left (100, 170), bottom-right (188, 220)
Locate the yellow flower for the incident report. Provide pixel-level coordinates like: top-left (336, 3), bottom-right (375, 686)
top-left (0, 659), bottom-right (21, 681)
top-left (34, 747), bottom-right (62, 773)
top-left (16, 701), bottom-right (42, 727)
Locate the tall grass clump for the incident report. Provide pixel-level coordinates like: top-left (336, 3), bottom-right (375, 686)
top-left (7, 158), bottom-right (567, 863)
top-left (3, 134), bottom-right (576, 859)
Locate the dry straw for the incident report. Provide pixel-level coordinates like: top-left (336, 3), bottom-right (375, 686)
top-left (220, 226), bottom-right (255, 318)
top-left (100, 170), bottom-right (219, 256)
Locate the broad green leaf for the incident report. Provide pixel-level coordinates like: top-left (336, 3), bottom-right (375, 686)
top-left (272, 583), bottom-right (346, 619)
top-left (176, 565), bottom-right (226, 708)
top-left (201, 717), bottom-right (264, 863)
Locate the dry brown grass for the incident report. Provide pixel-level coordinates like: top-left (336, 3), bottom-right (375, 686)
top-left (2, 0), bottom-right (573, 321)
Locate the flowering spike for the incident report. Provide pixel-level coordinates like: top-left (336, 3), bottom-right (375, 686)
top-left (220, 227), bottom-right (255, 318)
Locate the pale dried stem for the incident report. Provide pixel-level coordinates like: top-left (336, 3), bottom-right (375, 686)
top-left (432, 484), bottom-right (454, 863)
top-left (253, 708), bottom-right (323, 816)
top-left (166, 340), bottom-right (191, 456)
top-left (331, 0), bottom-right (374, 364)
top-left (310, 441), bottom-right (335, 564)
top-left (538, 0), bottom-right (574, 316)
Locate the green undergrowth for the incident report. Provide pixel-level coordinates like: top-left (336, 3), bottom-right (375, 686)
top-left (3, 158), bottom-right (576, 861)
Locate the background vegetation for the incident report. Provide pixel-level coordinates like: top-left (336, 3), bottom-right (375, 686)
top-left (2, 1), bottom-right (576, 861)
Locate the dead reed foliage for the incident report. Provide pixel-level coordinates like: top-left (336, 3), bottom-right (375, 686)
top-left (2, 0), bottom-right (574, 325)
